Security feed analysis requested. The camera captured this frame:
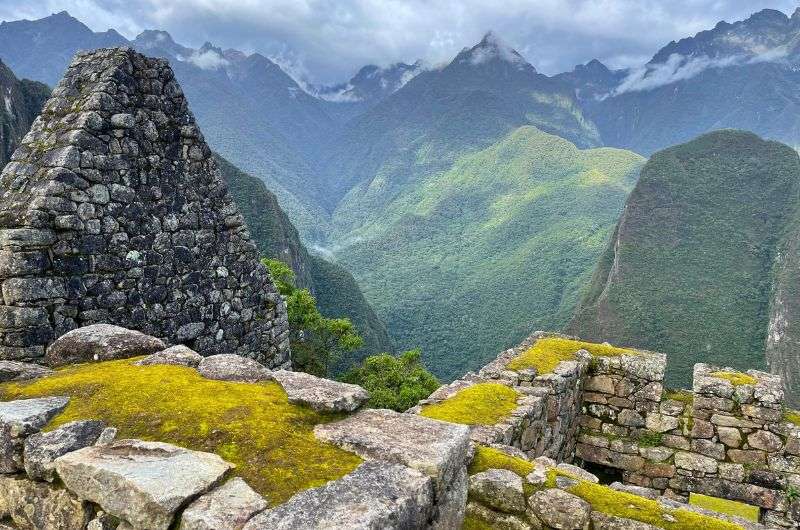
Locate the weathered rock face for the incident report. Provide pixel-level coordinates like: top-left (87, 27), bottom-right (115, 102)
top-left (0, 396), bottom-right (69, 472)
top-left (272, 369), bottom-right (369, 412)
top-left (0, 47), bottom-right (289, 367)
top-left (46, 323), bottom-right (165, 365)
top-left (180, 477), bottom-right (267, 530)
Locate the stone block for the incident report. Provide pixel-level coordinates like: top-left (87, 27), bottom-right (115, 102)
top-left (243, 461), bottom-right (434, 530)
top-left (645, 413), bottom-right (679, 433)
top-left (0, 360), bottom-right (53, 382)
top-left (528, 489), bottom-right (591, 530)
top-left (272, 370), bottom-right (369, 412)
top-left (46, 324), bottom-right (166, 366)
top-left (674, 451), bottom-right (717, 473)
top-left (197, 354), bottom-right (272, 383)
top-left (716, 426), bottom-right (742, 448)
top-left (2, 277), bottom-right (66, 304)
top-left (468, 468), bottom-right (526, 513)
top-left (135, 345), bottom-right (203, 368)
top-left (179, 477), bottom-right (267, 530)
top-left (54, 439), bottom-right (233, 530)
top-left (0, 396), bottom-right (69, 473)
top-left (24, 420), bottom-right (106, 481)
top-left (728, 449), bottom-right (767, 465)
top-left (747, 430), bottom-right (783, 452)
top-left (0, 474), bottom-right (91, 529)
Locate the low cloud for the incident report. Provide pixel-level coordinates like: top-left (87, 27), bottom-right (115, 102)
top-left (183, 49), bottom-right (228, 70)
top-left (611, 47), bottom-right (790, 96)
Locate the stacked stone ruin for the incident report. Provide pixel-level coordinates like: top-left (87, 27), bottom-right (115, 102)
top-left (0, 47), bottom-right (289, 367)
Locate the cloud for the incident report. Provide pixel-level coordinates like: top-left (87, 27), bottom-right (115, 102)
top-left (611, 47), bottom-right (790, 95)
top-left (183, 49), bottom-right (228, 70)
top-left (0, 0), bottom-right (797, 83)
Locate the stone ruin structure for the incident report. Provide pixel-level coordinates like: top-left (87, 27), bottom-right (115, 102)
top-left (0, 46), bottom-right (798, 530)
top-left (0, 47), bottom-right (289, 367)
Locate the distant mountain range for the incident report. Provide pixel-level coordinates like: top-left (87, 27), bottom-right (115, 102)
top-left (0, 58), bottom-right (49, 167)
top-left (6, 8), bottom-right (800, 390)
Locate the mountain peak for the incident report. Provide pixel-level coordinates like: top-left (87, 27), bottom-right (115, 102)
top-left (456, 31), bottom-right (533, 71)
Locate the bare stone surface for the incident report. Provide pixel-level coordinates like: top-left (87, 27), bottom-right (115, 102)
top-left (0, 474), bottom-right (91, 530)
top-left (180, 478), bottom-right (267, 530)
top-left (0, 360), bottom-right (53, 382)
top-left (272, 369), bottom-right (369, 412)
top-left (197, 354), bottom-right (272, 382)
top-left (468, 468), bottom-right (526, 513)
top-left (0, 396), bottom-right (69, 473)
top-left (528, 488), bottom-right (591, 530)
top-left (54, 439), bottom-right (233, 530)
top-left (314, 409), bottom-right (470, 488)
top-left (591, 512), bottom-right (661, 530)
top-left (136, 345), bottom-right (203, 368)
top-left (24, 419), bottom-right (106, 481)
top-left (45, 324), bottom-right (165, 366)
top-left (243, 461), bottom-right (434, 530)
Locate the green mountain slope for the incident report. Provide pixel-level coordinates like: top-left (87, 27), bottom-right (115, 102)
top-left (568, 130), bottom-right (800, 389)
top-left (0, 59), bottom-right (49, 168)
top-left (215, 155), bottom-right (394, 363)
top-left (330, 126), bottom-right (643, 379)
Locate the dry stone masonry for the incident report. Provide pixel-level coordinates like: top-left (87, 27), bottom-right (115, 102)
top-left (0, 47), bottom-right (289, 367)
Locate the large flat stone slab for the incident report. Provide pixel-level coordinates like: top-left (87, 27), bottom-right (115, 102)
top-left (243, 461), bottom-right (433, 530)
top-left (272, 370), bottom-right (369, 412)
top-left (197, 354), bottom-right (272, 382)
top-left (54, 439), bottom-right (233, 530)
top-left (179, 477), bottom-right (267, 530)
top-left (314, 409), bottom-right (470, 487)
top-left (0, 396), bottom-right (69, 473)
top-left (45, 324), bottom-right (166, 366)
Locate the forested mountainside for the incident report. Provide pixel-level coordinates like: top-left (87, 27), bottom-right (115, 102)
top-left (8, 9), bottom-right (800, 386)
top-left (216, 156), bottom-right (395, 366)
top-left (332, 126), bottom-right (643, 378)
top-left (568, 130), bottom-right (800, 390)
top-left (0, 58), bottom-right (49, 167)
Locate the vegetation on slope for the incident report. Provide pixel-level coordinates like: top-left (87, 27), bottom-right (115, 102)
top-left (569, 130), bottom-right (800, 388)
top-left (689, 493), bottom-right (760, 523)
top-left (331, 126), bottom-right (643, 379)
top-left (0, 59), bottom-right (50, 168)
top-left (216, 155), bottom-right (394, 367)
top-left (0, 359), bottom-right (361, 505)
top-left (340, 349), bottom-right (440, 412)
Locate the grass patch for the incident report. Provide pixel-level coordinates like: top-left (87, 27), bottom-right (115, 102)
top-left (710, 371), bottom-right (757, 387)
top-left (420, 383), bottom-right (518, 425)
top-left (785, 410), bottom-right (800, 426)
top-left (689, 493), bottom-right (759, 523)
top-left (0, 359), bottom-right (361, 505)
top-left (568, 480), bottom-right (745, 529)
top-left (507, 337), bottom-right (637, 374)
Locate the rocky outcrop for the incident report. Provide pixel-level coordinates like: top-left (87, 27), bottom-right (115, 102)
top-left (0, 47), bottom-right (289, 367)
top-left (45, 323), bottom-right (165, 365)
top-left (0, 396), bottom-right (68, 473)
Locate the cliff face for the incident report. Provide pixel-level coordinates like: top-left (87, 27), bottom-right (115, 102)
top-left (0, 59), bottom-right (50, 168)
top-left (568, 130), bottom-right (800, 391)
top-left (0, 47), bottom-right (289, 365)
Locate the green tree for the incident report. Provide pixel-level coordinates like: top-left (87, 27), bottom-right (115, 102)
top-left (262, 258), bottom-right (363, 376)
top-left (341, 349), bottom-right (440, 412)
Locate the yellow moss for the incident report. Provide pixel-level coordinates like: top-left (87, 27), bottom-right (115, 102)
top-left (665, 389), bottom-right (694, 405)
top-left (0, 359), bottom-right (361, 505)
top-left (711, 371), bottom-right (757, 387)
top-left (785, 410), bottom-right (800, 426)
top-left (689, 493), bottom-right (760, 523)
top-left (462, 513), bottom-right (495, 530)
top-left (420, 383), bottom-right (518, 426)
top-left (468, 445), bottom-right (534, 477)
top-left (568, 481), bottom-right (745, 530)
top-left (507, 337), bottom-right (637, 374)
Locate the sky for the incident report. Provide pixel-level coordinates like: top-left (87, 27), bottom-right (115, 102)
top-left (0, 0), bottom-right (797, 84)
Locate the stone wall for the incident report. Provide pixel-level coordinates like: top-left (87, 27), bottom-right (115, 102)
top-left (0, 47), bottom-right (289, 367)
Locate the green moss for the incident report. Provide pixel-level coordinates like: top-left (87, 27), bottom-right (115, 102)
top-left (785, 410), bottom-right (800, 426)
top-left (420, 383), bottom-right (519, 426)
top-left (689, 493), bottom-right (760, 523)
top-left (638, 431), bottom-right (664, 447)
top-left (711, 371), bottom-right (757, 387)
top-left (568, 481), bottom-right (746, 529)
top-left (468, 445), bottom-right (534, 477)
top-left (507, 336), bottom-right (637, 374)
top-left (0, 359), bottom-right (361, 505)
